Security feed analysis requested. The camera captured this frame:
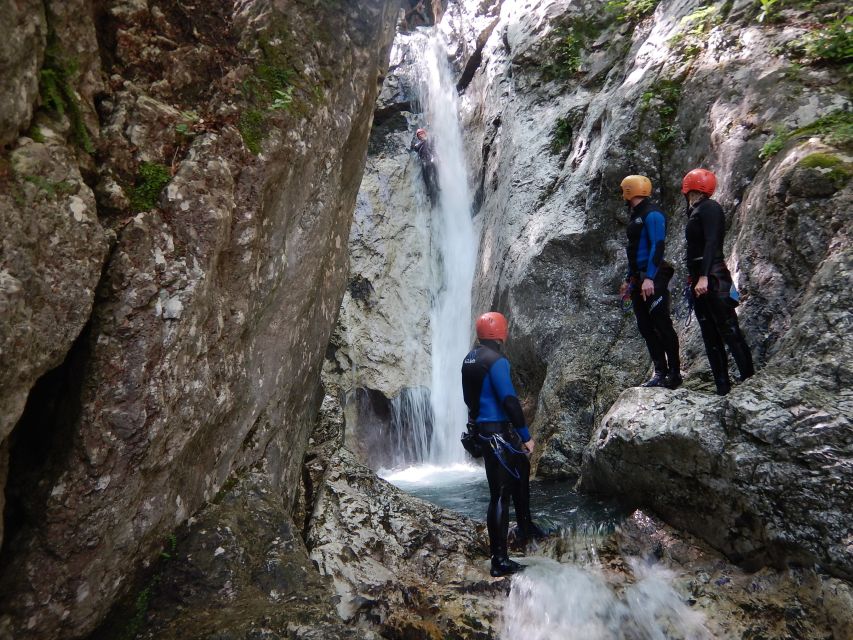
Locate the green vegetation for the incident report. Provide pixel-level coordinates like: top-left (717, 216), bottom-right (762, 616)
top-left (759, 110), bottom-right (853, 160)
top-left (550, 117), bottom-right (574, 154)
top-left (174, 110), bottom-right (199, 137)
top-left (38, 36), bottom-right (94, 154)
top-left (540, 18), bottom-right (605, 81)
top-left (605, 0), bottom-right (659, 24)
top-left (641, 78), bottom-right (683, 150)
top-left (797, 152), bottom-right (852, 188)
top-left (755, 0), bottom-right (783, 23)
top-left (117, 535), bottom-right (179, 640)
top-left (802, 16), bottom-right (853, 66)
top-left (759, 124), bottom-right (789, 159)
top-left (668, 4), bottom-right (721, 58)
top-left (128, 162), bottom-right (171, 212)
top-left (238, 110), bottom-right (265, 155)
top-left (22, 174), bottom-right (76, 198)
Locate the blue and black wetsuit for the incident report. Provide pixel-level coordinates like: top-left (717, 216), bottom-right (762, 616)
top-left (685, 197), bottom-right (753, 391)
top-left (461, 340), bottom-right (535, 562)
top-left (625, 198), bottom-right (680, 378)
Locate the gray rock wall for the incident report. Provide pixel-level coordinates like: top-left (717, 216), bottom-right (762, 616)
top-left (455, 0), bottom-right (851, 480)
top-left (0, 1), bottom-right (397, 638)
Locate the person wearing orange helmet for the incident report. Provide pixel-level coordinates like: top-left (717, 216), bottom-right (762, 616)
top-left (682, 168), bottom-right (754, 395)
top-left (410, 127), bottom-right (438, 206)
top-left (461, 312), bottom-right (539, 577)
top-left (619, 175), bottom-right (682, 389)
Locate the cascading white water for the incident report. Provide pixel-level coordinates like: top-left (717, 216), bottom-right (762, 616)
top-left (502, 558), bottom-right (710, 640)
top-left (413, 31), bottom-right (478, 465)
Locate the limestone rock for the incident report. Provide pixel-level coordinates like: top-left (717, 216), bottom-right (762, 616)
top-left (0, 0), bottom-right (45, 146)
top-left (0, 2), bottom-right (399, 638)
top-left (90, 472), bottom-right (379, 640)
top-left (581, 236), bottom-right (852, 577)
top-left (306, 448), bottom-right (506, 638)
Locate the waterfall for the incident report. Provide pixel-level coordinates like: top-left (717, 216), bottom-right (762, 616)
top-left (414, 31), bottom-right (478, 465)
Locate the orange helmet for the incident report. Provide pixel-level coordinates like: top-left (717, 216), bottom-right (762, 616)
top-left (476, 312), bottom-right (508, 341)
top-left (681, 168), bottom-right (717, 195)
top-left (620, 175), bottom-right (652, 200)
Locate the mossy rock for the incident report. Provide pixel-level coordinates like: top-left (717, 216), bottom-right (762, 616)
top-left (789, 152), bottom-right (852, 196)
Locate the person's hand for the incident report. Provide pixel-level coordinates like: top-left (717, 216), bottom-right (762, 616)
top-left (523, 438), bottom-right (535, 455)
top-left (694, 275), bottom-right (709, 297)
top-left (619, 281), bottom-right (629, 296)
top-left (641, 278), bottom-right (654, 301)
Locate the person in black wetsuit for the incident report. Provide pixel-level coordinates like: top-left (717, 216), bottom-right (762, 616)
top-left (682, 168), bottom-right (754, 395)
top-left (619, 175), bottom-right (682, 389)
top-left (411, 128), bottom-right (439, 206)
top-left (461, 312), bottom-right (538, 577)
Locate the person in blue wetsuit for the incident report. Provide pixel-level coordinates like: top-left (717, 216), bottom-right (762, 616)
top-left (619, 175), bottom-right (682, 389)
top-left (461, 312), bottom-right (539, 577)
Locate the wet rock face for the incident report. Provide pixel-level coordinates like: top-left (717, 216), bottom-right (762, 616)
top-left (455, 0), bottom-right (851, 482)
top-left (305, 447), bottom-right (507, 638)
top-left (0, 1), bottom-right (397, 638)
top-left (89, 472), bottom-right (378, 640)
top-left (581, 172), bottom-right (851, 576)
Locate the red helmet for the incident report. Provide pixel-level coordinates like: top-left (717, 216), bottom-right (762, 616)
top-left (416, 128), bottom-right (427, 137)
top-left (681, 168), bottom-right (717, 195)
top-left (475, 312), bottom-right (508, 341)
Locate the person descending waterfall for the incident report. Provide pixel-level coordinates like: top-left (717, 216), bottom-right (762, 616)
top-left (461, 312), bottom-right (539, 577)
top-left (410, 127), bottom-right (439, 207)
top-left (619, 175), bottom-right (682, 389)
top-left (682, 168), bottom-right (754, 395)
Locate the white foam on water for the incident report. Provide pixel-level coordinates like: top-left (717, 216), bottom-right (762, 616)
top-left (379, 462), bottom-right (484, 486)
top-left (502, 558), bottom-right (711, 640)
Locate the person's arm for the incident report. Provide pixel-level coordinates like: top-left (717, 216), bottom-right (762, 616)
top-left (700, 201), bottom-right (724, 277)
top-left (488, 359), bottom-right (531, 443)
top-left (644, 211), bottom-right (666, 280)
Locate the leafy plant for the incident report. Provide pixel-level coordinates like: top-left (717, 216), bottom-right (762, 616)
top-left (270, 87), bottom-right (294, 111)
top-left (606, 0), bottom-right (659, 24)
top-left (802, 16), bottom-right (853, 66)
top-left (550, 117), bottom-right (573, 154)
top-left (641, 79), bottom-right (683, 150)
top-left (755, 0), bottom-right (782, 23)
top-left (759, 125), bottom-right (789, 159)
top-left (539, 17), bottom-right (605, 81)
top-left (38, 37), bottom-right (94, 154)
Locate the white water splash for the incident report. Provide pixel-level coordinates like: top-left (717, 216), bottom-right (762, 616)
top-left (411, 31), bottom-right (478, 465)
top-left (502, 558), bottom-right (710, 640)
top-left (379, 461), bottom-right (482, 485)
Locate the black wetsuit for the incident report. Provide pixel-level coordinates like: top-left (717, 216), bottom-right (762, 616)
top-left (685, 197), bottom-right (754, 391)
top-left (412, 137), bottom-right (438, 206)
top-left (625, 199), bottom-right (680, 378)
top-left (461, 340), bottom-right (534, 564)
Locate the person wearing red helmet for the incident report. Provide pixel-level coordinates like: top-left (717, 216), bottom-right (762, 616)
top-left (461, 312), bottom-right (539, 577)
top-left (410, 127), bottom-right (439, 206)
top-left (682, 168), bottom-right (754, 395)
top-left (619, 175), bottom-right (682, 389)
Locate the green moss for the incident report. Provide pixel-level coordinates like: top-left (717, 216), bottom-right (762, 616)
top-left (760, 110), bottom-right (853, 161)
top-left (668, 4), bottom-right (722, 57)
top-left (128, 162), bottom-right (171, 212)
top-left (38, 35), bottom-right (94, 154)
top-left (22, 174), bottom-right (76, 198)
top-left (550, 117), bottom-right (574, 154)
top-left (27, 125), bottom-right (45, 143)
top-left (238, 110), bottom-right (265, 155)
top-left (797, 152), bottom-right (852, 186)
top-left (641, 78), bottom-right (683, 150)
top-left (540, 17), bottom-right (605, 81)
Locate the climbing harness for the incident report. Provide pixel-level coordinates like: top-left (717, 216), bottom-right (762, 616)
top-left (479, 432), bottom-right (526, 479)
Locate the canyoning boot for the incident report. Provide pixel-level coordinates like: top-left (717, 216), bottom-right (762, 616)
top-left (715, 377), bottom-right (731, 396)
top-left (663, 370), bottom-right (683, 390)
top-left (490, 556), bottom-right (523, 577)
top-left (640, 371), bottom-right (666, 387)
